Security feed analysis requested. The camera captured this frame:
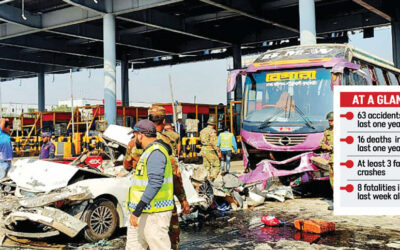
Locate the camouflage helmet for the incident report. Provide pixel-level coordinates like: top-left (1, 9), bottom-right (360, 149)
top-left (207, 116), bottom-right (217, 125)
top-left (149, 105), bottom-right (166, 116)
top-left (326, 112), bottom-right (334, 121)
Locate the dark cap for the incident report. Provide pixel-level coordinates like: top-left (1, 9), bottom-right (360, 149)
top-left (129, 119), bottom-right (156, 137)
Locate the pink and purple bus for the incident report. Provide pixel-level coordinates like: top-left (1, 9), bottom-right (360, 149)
top-left (228, 44), bottom-right (400, 186)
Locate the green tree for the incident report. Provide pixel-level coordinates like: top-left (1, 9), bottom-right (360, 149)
top-left (52, 105), bottom-right (71, 112)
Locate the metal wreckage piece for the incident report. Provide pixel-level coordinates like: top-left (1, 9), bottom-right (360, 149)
top-left (0, 185), bottom-right (93, 238)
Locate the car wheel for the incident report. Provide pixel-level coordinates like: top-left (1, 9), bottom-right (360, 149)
top-left (83, 198), bottom-right (118, 242)
top-left (198, 181), bottom-right (214, 210)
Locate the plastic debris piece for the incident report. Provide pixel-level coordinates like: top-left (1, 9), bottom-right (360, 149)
top-left (248, 191), bottom-right (265, 206)
top-left (261, 215), bottom-right (284, 227)
top-left (228, 217), bottom-right (236, 222)
top-left (80, 239), bottom-right (113, 248)
top-left (294, 219), bottom-right (336, 234)
top-left (223, 173), bottom-right (241, 188)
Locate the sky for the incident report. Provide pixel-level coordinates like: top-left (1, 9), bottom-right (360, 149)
top-left (0, 26), bottom-right (393, 106)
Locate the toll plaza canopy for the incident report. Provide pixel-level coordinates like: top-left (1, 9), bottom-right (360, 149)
top-left (0, 0), bottom-right (398, 79)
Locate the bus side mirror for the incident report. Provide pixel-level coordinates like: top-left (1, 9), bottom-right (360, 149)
top-left (227, 69), bottom-right (246, 92)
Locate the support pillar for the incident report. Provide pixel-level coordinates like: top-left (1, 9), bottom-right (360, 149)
top-left (299, 0), bottom-right (317, 45)
top-left (103, 13), bottom-right (117, 125)
top-left (232, 44), bottom-right (242, 134)
top-left (392, 8), bottom-right (400, 68)
top-left (121, 55), bottom-right (129, 107)
top-left (38, 72), bottom-right (45, 112)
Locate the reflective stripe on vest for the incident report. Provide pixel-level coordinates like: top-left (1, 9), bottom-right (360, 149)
top-left (220, 132), bottom-right (233, 150)
top-left (126, 142), bottom-right (174, 213)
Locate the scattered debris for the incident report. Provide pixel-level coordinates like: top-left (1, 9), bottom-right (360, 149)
top-left (80, 239), bottom-right (113, 248)
top-left (386, 240), bottom-right (400, 249)
top-left (261, 215), bottom-right (284, 227)
top-left (294, 219), bottom-right (336, 234)
top-left (227, 217), bottom-right (236, 222)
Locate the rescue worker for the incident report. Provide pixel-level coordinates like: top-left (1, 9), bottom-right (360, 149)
top-left (39, 132), bottom-right (55, 159)
top-left (125, 120), bottom-right (174, 250)
top-left (164, 123), bottom-right (181, 157)
top-left (0, 119), bottom-right (12, 179)
top-left (320, 111), bottom-right (334, 210)
top-left (123, 105), bottom-right (190, 250)
top-left (199, 116), bottom-right (221, 180)
top-left (217, 127), bottom-right (237, 174)
top-left (148, 106), bottom-right (189, 250)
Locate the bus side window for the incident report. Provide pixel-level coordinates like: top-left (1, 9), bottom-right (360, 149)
top-left (368, 66), bottom-right (378, 85)
top-left (360, 65), bottom-right (373, 85)
top-left (383, 70), bottom-right (391, 85)
top-left (343, 69), bottom-right (352, 85)
top-left (350, 71), bottom-right (368, 85)
top-left (374, 67), bottom-right (388, 85)
top-left (388, 72), bottom-right (399, 85)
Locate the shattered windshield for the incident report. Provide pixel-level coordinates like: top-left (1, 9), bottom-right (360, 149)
top-left (243, 68), bottom-right (333, 132)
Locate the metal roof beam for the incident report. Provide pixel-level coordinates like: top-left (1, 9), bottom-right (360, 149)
top-left (0, 35), bottom-right (103, 59)
top-left (177, 40), bottom-right (226, 54)
top-left (0, 3), bottom-right (41, 28)
top-left (63, 0), bottom-right (184, 15)
top-left (118, 9), bottom-right (232, 45)
top-left (63, 0), bottom-right (107, 14)
top-left (240, 12), bottom-right (389, 45)
top-left (119, 26), bottom-right (158, 35)
top-left (0, 46), bottom-right (103, 68)
top-left (0, 6), bottom-right (100, 40)
top-left (50, 24), bottom-right (175, 54)
top-left (198, 0), bottom-right (299, 33)
top-left (317, 11), bottom-right (389, 34)
top-left (185, 10), bottom-right (240, 24)
top-left (128, 39), bottom-right (229, 61)
top-left (0, 2), bottom-right (179, 53)
top-left (120, 10), bottom-right (240, 36)
top-left (0, 69), bottom-right (34, 79)
top-left (0, 32), bottom-right (164, 63)
top-left (352, 0), bottom-right (391, 22)
top-left (0, 60), bottom-right (45, 73)
top-left (112, 0), bottom-right (184, 15)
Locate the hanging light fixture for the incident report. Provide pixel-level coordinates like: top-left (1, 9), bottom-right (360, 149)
top-left (21, 0), bottom-right (27, 20)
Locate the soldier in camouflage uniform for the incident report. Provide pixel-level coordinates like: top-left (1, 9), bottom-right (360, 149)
top-left (199, 116), bottom-right (221, 180)
top-left (164, 123), bottom-right (181, 157)
top-left (124, 105), bottom-right (189, 250)
top-left (320, 111), bottom-right (334, 189)
top-left (123, 140), bottom-right (143, 171)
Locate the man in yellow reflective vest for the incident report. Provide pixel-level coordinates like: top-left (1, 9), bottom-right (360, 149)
top-left (125, 120), bottom-right (174, 250)
top-left (217, 127), bottom-right (237, 174)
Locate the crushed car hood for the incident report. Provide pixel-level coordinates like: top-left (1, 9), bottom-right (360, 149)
top-left (9, 159), bottom-right (107, 193)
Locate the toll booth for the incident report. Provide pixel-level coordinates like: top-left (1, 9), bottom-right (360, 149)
top-left (12, 105), bottom-right (149, 157)
top-left (156, 102), bottom-right (241, 162)
top-left (157, 103), bottom-right (229, 134)
top-left (11, 112), bottom-right (72, 156)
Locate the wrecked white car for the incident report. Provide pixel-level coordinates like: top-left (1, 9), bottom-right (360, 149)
top-left (0, 159), bottom-right (131, 242)
top-left (0, 125), bottom-right (209, 242)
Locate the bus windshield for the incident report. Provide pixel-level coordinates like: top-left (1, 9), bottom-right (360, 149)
top-left (243, 68), bottom-right (333, 133)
